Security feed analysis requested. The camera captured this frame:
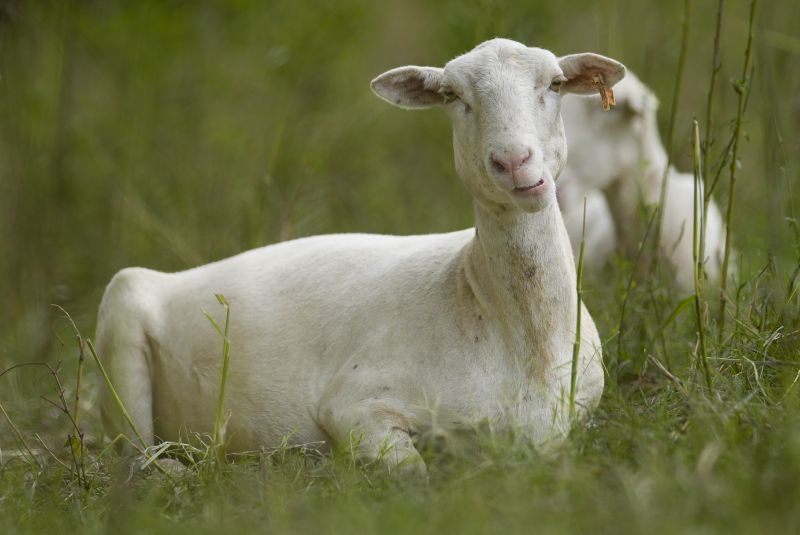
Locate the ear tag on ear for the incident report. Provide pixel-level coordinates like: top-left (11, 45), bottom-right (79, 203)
top-left (591, 75), bottom-right (616, 111)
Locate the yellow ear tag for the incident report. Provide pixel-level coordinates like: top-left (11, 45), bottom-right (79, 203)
top-left (591, 76), bottom-right (616, 111)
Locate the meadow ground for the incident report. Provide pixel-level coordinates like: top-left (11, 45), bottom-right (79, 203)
top-left (1, 1), bottom-right (800, 533)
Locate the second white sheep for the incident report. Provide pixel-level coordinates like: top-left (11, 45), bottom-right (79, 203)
top-left (558, 71), bottom-right (728, 293)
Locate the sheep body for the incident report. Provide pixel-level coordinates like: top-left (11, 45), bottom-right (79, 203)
top-left (97, 39), bottom-right (623, 476)
top-left (659, 172), bottom-right (725, 291)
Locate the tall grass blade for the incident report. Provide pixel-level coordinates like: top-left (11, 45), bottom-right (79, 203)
top-left (720, 0), bottom-right (757, 337)
top-left (86, 338), bottom-right (176, 479)
top-left (692, 119), bottom-right (713, 392)
top-left (700, 0), bottom-right (726, 268)
top-left (86, 339), bottom-right (146, 448)
top-left (569, 198), bottom-right (587, 419)
top-left (652, 0), bottom-right (691, 269)
top-left (73, 335), bottom-right (85, 427)
top-left (205, 294), bottom-right (233, 463)
top-left (617, 208), bottom-right (659, 364)
top-left (0, 401), bottom-right (41, 469)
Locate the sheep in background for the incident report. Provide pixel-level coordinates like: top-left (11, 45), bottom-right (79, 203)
top-left (96, 39), bottom-right (626, 478)
top-left (558, 71), bottom-right (728, 293)
top-left (559, 187), bottom-right (616, 273)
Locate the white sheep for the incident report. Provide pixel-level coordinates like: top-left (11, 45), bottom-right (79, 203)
top-left (557, 71), bottom-right (727, 293)
top-left (96, 39), bottom-right (625, 477)
top-left (559, 187), bottom-right (617, 273)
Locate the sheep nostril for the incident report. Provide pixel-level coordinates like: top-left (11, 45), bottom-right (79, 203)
top-left (491, 156), bottom-right (509, 174)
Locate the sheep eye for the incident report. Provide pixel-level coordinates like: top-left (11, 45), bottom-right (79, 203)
top-left (549, 76), bottom-right (567, 93)
top-left (440, 87), bottom-right (471, 113)
top-left (441, 89), bottom-right (460, 104)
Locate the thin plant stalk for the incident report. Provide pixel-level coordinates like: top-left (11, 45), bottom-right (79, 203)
top-left (617, 208), bottom-right (659, 363)
top-left (86, 339), bottom-right (174, 480)
top-left (1, 357), bottom-right (86, 485)
top-left (652, 0), bottom-right (691, 268)
top-left (86, 339), bottom-right (147, 448)
top-left (0, 401), bottom-right (41, 468)
top-left (700, 0), bottom-right (725, 271)
top-left (73, 334), bottom-right (85, 426)
top-left (646, 284), bottom-right (671, 369)
top-left (204, 294), bottom-right (232, 462)
top-left (70, 335), bottom-right (87, 486)
top-left (33, 433), bottom-right (71, 470)
top-left (720, 0), bottom-right (757, 337)
top-left (692, 119), bottom-right (713, 392)
top-left (569, 198), bottom-right (587, 420)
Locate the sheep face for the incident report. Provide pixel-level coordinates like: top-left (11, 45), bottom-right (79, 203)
top-left (372, 38), bottom-right (626, 213)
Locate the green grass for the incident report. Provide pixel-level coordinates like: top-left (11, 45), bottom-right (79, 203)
top-left (2, 0), bottom-right (800, 533)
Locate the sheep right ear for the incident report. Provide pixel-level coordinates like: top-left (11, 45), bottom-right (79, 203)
top-left (371, 66), bottom-right (445, 109)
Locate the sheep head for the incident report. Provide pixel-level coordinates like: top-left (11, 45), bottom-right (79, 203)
top-left (372, 38), bottom-right (625, 213)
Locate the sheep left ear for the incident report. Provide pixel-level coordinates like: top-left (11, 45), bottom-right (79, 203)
top-left (371, 66), bottom-right (445, 109)
top-left (558, 53), bottom-right (626, 96)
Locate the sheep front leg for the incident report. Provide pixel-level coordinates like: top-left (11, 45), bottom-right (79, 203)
top-left (318, 397), bottom-right (427, 480)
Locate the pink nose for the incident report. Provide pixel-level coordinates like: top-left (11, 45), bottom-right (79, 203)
top-left (490, 148), bottom-right (532, 175)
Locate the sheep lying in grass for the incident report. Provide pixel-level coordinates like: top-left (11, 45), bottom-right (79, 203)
top-left (558, 71), bottom-right (727, 292)
top-left (96, 39), bottom-right (625, 478)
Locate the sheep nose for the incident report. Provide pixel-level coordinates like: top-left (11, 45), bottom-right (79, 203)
top-left (490, 148), bottom-right (532, 175)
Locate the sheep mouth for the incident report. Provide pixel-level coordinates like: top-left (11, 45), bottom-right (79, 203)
top-left (512, 177), bottom-right (546, 194)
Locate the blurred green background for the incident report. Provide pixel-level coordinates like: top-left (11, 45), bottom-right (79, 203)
top-left (1, 0), bottom-right (798, 416)
top-left (3, 2), bottom-right (800, 533)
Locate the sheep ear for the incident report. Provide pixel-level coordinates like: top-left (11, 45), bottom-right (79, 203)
top-left (558, 53), bottom-right (626, 97)
top-left (371, 66), bottom-right (445, 109)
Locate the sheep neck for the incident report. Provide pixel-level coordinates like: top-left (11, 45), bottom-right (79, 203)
top-left (463, 198), bottom-right (577, 377)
